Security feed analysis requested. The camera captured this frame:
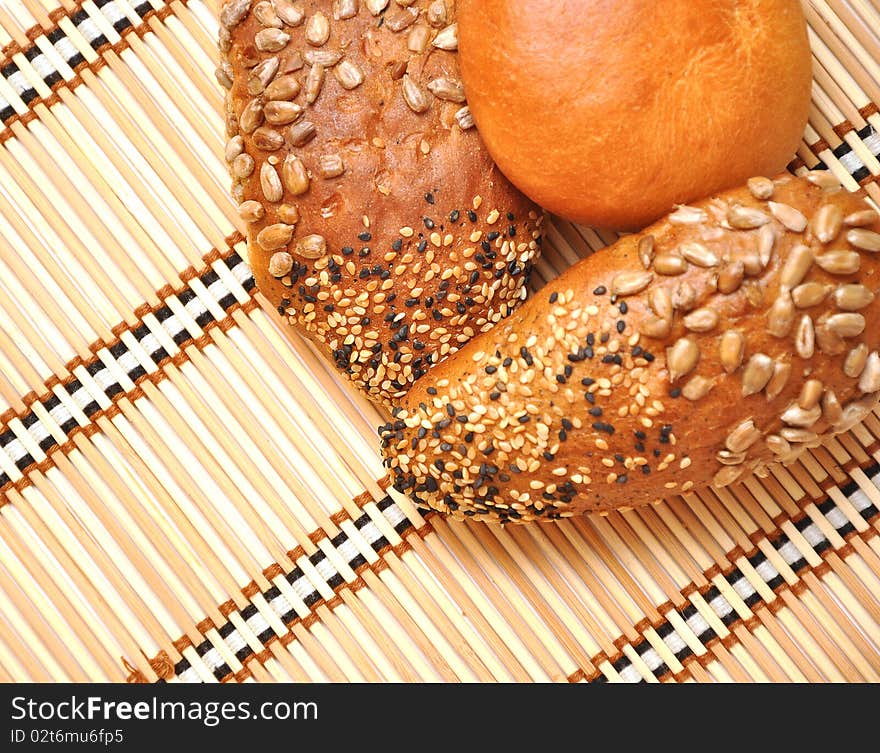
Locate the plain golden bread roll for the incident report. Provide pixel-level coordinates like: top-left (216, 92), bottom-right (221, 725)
top-left (219, 0), bottom-right (544, 406)
top-left (457, 0), bottom-right (813, 230)
top-left (380, 174), bottom-right (880, 522)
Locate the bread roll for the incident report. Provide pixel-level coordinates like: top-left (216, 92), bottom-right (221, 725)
top-left (219, 0), bottom-right (543, 405)
top-left (381, 174), bottom-right (880, 522)
top-left (457, 0), bottom-right (812, 230)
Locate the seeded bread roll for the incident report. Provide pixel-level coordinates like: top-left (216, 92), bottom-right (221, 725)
top-left (218, 0), bottom-right (543, 405)
top-left (380, 174), bottom-right (880, 522)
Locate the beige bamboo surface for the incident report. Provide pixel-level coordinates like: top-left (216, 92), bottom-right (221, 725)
top-left (0, 0), bottom-right (878, 684)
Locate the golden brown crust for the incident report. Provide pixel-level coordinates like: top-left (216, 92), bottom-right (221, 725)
top-left (457, 0), bottom-right (812, 230)
top-left (219, 0), bottom-right (543, 406)
top-left (380, 174), bottom-right (880, 522)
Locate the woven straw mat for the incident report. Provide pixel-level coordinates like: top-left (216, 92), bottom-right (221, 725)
top-left (1, 0), bottom-right (880, 684)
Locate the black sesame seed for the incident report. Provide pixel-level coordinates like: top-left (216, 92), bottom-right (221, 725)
top-left (582, 377), bottom-right (595, 387)
top-left (417, 239), bottom-right (428, 253)
top-left (449, 210), bottom-right (460, 223)
top-left (549, 291), bottom-right (558, 304)
top-left (594, 286), bottom-right (607, 296)
top-left (669, 388), bottom-right (682, 398)
top-left (634, 430), bottom-right (647, 440)
top-left (589, 407), bottom-right (603, 417)
top-left (619, 302), bottom-right (628, 314)
top-left (425, 192), bottom-right (435, 204)
top-left (392, 239), bottom-right (403, 251)
top-left (593, 422), bottom-right (615, 435)
top-left (342, 246), bottom-right (354, 256)
top-left (358, 231), bottom-right (372, 242)
top-left (617, 320), bottom-right (626, 334)
top-left (423, 217), bottom-right (435, 229)
top-left (468, 210), bottom-right (477, 222)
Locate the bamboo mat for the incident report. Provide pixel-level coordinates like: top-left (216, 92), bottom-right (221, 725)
top-left (0, 0), bottom-right (879, 684)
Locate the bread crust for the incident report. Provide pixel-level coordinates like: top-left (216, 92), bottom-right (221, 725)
top-left (220, 0), bottom-right (543, 406)
top-left (458, 0), bottom-right (812, 230)
top-left (381, 175), bottom-right (880, 522)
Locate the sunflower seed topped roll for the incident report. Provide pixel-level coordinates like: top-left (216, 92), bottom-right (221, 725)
top-left (380, 174), bottom-right (880, 522)
top-left (219, 0), bottom-right (543, 405)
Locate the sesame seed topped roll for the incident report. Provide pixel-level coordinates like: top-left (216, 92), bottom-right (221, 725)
top-left (219, 0), bottom-right (544, 406)
top-left (380, 174), bottom-right (880, 522)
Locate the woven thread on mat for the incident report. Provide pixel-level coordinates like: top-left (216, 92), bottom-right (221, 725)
top-left (0, 250), bottom-right (255, 488)
top-left (149, 464), bottom-right (880, 684)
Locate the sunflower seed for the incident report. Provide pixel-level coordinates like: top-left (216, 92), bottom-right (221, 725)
top-left (237, 200), bottom-right (265, 222)
top-left (765, 363), bottom-right (791, 401)
top-left (239, 98), bottom-right (264, 133)
top-left (305, 64), bottom-right (325, 104)
top-left (612, 271), bottom-right (653, 297)
top-left (247, 57), bottom-right (280, 95)
top-left (654, 253), bottom-right (688, 276)
top-left (806, 170), bottom-right (841, 190)
top-left (265, 74), bottom-right (301, 100)
top-left (780, 427), bottom-right (819, 444)
top-left (822, 389), bottom-right (843, 425)
top-left (427, 0), bottom-right (447, 26)
top-left (720, 331), bottom-right (745, 374)
top-left (432, 23), bottom-right (458, 50)
top-left (318, 153), bottom-right (345, 178)
top-left (264, 100), bottom-right (303, 124)
top-left (713, 466), bottom-right (744, 488)
top-left (767, 291), bottom-right (795, 337)
top-left (766, 435), bottom-right (791, 456)
top-left (794, 314), bottom-right (814, 359)
top-left (666, 337), bottom-right (699, 382)
top-left (798, 379), bottom-right (824, 410)
top-left (834, 398), bottom-right (877, 432)
top-left (365, 0), bottom-right (388, 14)
top-left (277, 204), bottom-right (299, 225)
top-left (682, 307), bottom-right (719, 332)
top-left (739, 249), bottom-right (763, 277)
top-left (334, 59), bottom-right (364, 89)
top-left (810, 203), bottom-right (844, 244)
top-left (678, 241), bottom-right (719, 268)
top-left (225, 135), bottom-right (244, 162)
top-left (288, 120), bottom-right (317, 146)
top-left (791, 282), bottom-right (830, 309)
top-left (260, 162), bottom-right (283, 202)
top-left (844, 343), bottom-right (869, 378)
top-left (273, 0), bottom-right (305, 25)
top-left (231, 153), bottom-right (255, 179)
top-left (747, 176), bottom-right (775, 200)
top-left (333, 0), bottom-right (358, 20)
top-left (231, 183), bottom-right (244, 203)
top-left (305, 11), bottom-right (330, 45)
top-left (726, 419), bottom-right (761, 453)
top-left (844, 209), bottom-right (879, 227)
top-left (296, 234), bottom-right (327, 259)
top-left (815, 249), bottom-right (860, 275)
top-left (257, 223), bottom-right (294, 250)
top-left (281, 155), bottom-right (310, 195)
top-left (221, 0), bottom-right (251, 29)
top-left (427, 77), bottom-right (466, 103)
top-left (672, 281), bottom-right (697, 311)
top-left (255, 28), bottom-right (290, 51)
top-left (768, 201), bottom-right (807, 232)
top-left (815, 321), bottom-right (846, 355)
top-left (279, 52), bottom-right (304, 73)
top-left (717, 261), bottom-right (745, 294)
top-left (827, 312), bottom-right (865, 338)
top-left (385, 6), bottom-right (418, 31)
top-left (254, 1), bottom-right (282, 27)
top-left (408, 24), bottom-right (434, 53)
top-left (268, 251), bottom-right (294, 277)
top-left (847, 228), bottom-right (880, 252)
top-left (682, 375), bottom-right (714, 401)
top-left (757, 224), bottom-right (777, 269)
top-left (728, 205), bottom-right (770, 229)
top-left (455, 106), bottom-right (475, 130)
top-left (858, 352), bottom-right (880, 393)
top-left (402, 74), bottom-right (430, 113)
top-left (834, 284), bottom-right (874, 311)
top-left (780, 244), bottom-right (814, 288)
top-left (781, 402), bottom-right (822, 428)
top-left (252, 126), bottom-right (285, 151)
top-left (638, 235), bottom-right (655, 269)
top-left (640, 316), bottom-right (672, 339)
top-left (669, 205), bottom-right (707, 224)
top-left (717, 449), bottom-right (747, 466)
top-left (742, 354), bottom-right (774, 396)
top-left (215, 63), bottom-right (234, 89)
top-left (303, 49), bottom-right (343, 66)
top-left (649, 287), bottom-right (673, 320)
